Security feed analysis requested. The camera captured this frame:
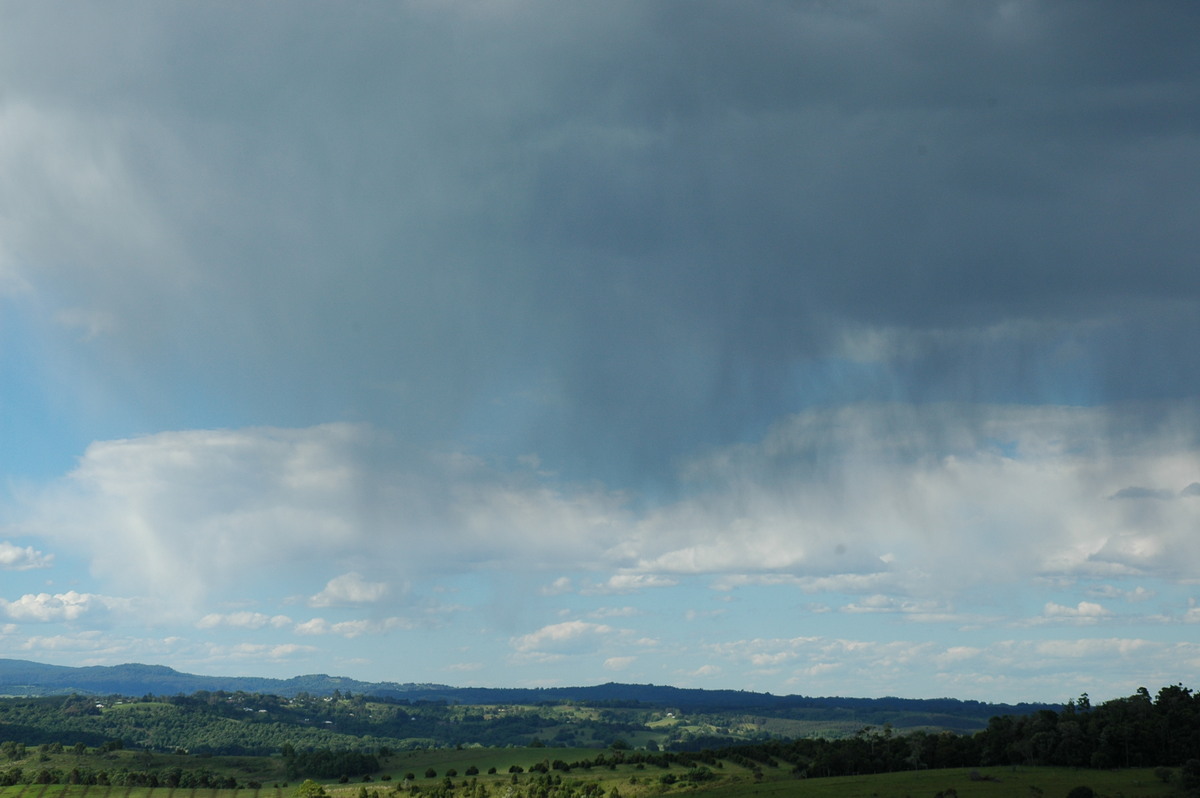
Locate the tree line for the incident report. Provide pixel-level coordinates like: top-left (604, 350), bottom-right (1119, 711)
top-left (685, 684), bottom-right (1200, 791)
top-left (0, 764), bottom-right (252, 789)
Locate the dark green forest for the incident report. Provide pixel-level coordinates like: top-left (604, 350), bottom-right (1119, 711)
top-left (721, 685), bottom-right (1200, 775)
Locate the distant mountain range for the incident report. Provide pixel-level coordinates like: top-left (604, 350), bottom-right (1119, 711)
top-left (0, 658), bottom-right (1054, 718)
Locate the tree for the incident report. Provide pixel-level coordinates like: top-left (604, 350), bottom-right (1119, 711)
top-left (296, 779), bottom-right (328, 798)
top-left (1182, 759), bottom-right (1200, 793)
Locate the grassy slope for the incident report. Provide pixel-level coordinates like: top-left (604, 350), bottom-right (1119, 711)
top-left (0, 766), bottom-right (1183, 798)
top-left (695, 767), bottom-right (1178, 798)
top-left (0, 746), bottom-right (1185, 798)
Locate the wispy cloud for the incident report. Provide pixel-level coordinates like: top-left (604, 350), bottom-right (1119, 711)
top-left (294, 617), bottom-right (410, 638)
top-left (583, 574), bottom-right (679, 595)
top-left (1044, 601), bottom-right (1111, 619)
top-left (510, 621), bottom-right (616, 662)
top-left (540, 577), bottom-right (573, 596)
top-left (196, 612), bottom-right (292, 630)
top-left (589, 606), bottom-right (641, 619)
top-left (223, 643), bottom-right (318, 661)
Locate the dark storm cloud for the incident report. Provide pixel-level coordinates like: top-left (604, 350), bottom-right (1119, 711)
top-left (3, 1), bottom-right (1199, 485)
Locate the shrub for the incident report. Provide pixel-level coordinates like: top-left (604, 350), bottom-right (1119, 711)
top-left (1183, 759), bottom-right (1200, 792)
top-left (296, 779), bottom-right (328, 798)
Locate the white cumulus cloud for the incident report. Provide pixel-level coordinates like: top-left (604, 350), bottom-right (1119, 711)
top-left (1031, 601), bottom-right (1113, 625)
top-left (511, 620), bottom-right (615, 661)
top-left (294, 617), bottom-right (408, 638)
top-left (0, 591), bottom-right (131, 623)
top-left (12, 423), bottom-right (629, 619)
top-left (0, 542), bottom-right (52, 570)
top-left (309, 572), bottom-right (389, 607)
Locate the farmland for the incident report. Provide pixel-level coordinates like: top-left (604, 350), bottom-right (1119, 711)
top-left (0, 677), bottom-right (1198, 797)
top-left (0, 753), bottom-right (1185, 798)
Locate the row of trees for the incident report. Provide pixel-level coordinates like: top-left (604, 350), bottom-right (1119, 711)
top-left (0, 765), bottom-right (252, 788)
top-left (398, 773), bottom-right (620, 798)
top-left (282, 746), bottom-right (380, 779)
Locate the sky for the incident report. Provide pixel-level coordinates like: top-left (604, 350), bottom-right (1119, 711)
top-left (1, 1), bottom-right (1199, 705)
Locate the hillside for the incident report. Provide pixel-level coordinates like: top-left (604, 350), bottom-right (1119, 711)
top-left (0, 659), bottom-right (1052, 726)
top-left (0, 682), bottom-right (1194, 796)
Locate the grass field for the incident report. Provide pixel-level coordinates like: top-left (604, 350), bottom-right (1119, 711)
top-left (0, 745), bottom-right (1187, 798)
top-left (360, 750), bottom-right (1184, 798)
top-left (0, 765), bottom-right (1185, 798)
top-left (0, 780), bottom-right (286, 797)
top-left (684, 766), bottom-right (1180, 798)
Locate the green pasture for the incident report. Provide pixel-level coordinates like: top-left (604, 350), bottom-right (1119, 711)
top-left (0, 789), bottom-right (281, 798)
top-left (381, 746), bottom-right (615, 775)
top-left (348, 747), bottom-right (760, 798)
top-left (365, 758), bottom-right (1182, 798)
top-left (0, 744), bottom-right (1187, 798)
top-left (0, 765), bottom-right (1184, 798)
top-left (690, 766), bottom-right (1179, 798)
